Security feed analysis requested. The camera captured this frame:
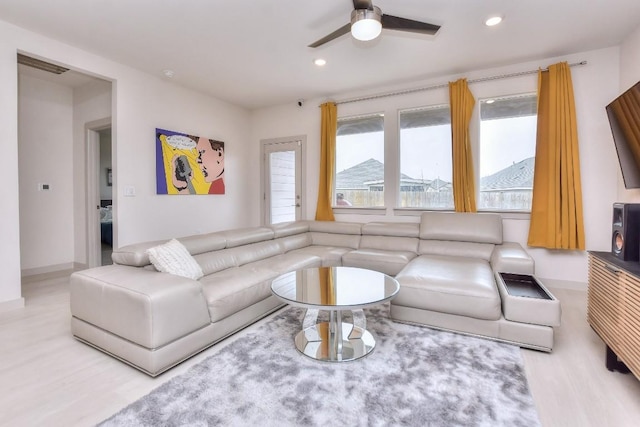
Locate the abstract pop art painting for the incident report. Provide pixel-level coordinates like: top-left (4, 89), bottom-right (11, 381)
top-left (156, 128), bottom-right (225, 195)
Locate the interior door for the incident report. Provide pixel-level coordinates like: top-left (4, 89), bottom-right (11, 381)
top-left (85, 118), bottom-right (112, 268)
top-left (262, 137), bottom-right (304, 225)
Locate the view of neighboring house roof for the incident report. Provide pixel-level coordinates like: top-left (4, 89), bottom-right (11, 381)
top-left (336, 159), bottom-right (412, 189)
top-left (480, 157), bottom-right (534, 191)
top-left (336, 157), bottom-right (535, 192)
top-left (426, 178), bottom-right (452, 192)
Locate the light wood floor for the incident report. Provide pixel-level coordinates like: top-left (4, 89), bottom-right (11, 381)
top-left (1, 274), bottom-right (639, 427)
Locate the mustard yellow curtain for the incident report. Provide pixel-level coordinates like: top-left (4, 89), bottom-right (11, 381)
top-left (315, 102), bottom-right (337, 221)
top-left (319, 267), bottom-right (336, 305)
top-left (528, 62), bottom-right (585, 250)
top-left (449, 78), bottom-right (477, 212)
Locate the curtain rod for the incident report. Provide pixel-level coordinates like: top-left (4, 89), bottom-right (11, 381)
top-left (333, 60), bottom-right (588, 106)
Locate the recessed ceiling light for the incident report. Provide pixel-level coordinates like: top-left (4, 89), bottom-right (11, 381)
top-left (485, 99), bottom-right (495, 104)
top-left (314, 58), bottom-right (327, 66)
top-left (485, 16), bottom-right (503, 27)
top-left (162, 69), bottom-right (175, 78)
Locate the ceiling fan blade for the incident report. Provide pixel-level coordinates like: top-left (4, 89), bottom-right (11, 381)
top-left (308, 23), bottom-right (351, 48)
top-left (381, 14), bottom-right (441, 35)
top-left (353, 0), bottom-right (373, 10)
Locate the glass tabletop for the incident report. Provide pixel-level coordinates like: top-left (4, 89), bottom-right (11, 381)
top-left (270, 266), bottom-right (399, 310)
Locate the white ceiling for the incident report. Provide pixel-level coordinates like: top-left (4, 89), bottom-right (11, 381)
top-left (2, 0), bottom-right (640, 110)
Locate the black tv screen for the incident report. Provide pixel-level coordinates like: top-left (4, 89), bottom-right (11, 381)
top-left (607, 81), bottom-right (640, 189)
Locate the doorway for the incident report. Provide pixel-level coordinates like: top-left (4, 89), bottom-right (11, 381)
top-left (261, 136), bottom-right (305, 225)
top-left (17, 55), bottom-right (112, 281)
top-left (86, 119), bottom-right (113, 267)
top-left (98, 127), bottom-right (113, 265)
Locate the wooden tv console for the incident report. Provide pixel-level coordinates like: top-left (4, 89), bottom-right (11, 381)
top-left (587, 251), bottom-right (640, 380)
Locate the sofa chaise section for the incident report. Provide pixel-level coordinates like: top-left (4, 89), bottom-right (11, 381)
top-left (389, 212), bottom-right (556, 351)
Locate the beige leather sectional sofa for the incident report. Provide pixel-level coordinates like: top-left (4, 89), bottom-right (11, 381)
top-left (70, 212), bottom-right (561, 376)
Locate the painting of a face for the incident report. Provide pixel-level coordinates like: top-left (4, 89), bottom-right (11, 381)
top-left (156, 128), bottom-right (226, 195)
top-left (196, 137), bottom-right (224, 182)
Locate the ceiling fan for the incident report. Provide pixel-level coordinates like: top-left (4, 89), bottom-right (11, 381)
top-left (308, 0), bottom-right (441, 48)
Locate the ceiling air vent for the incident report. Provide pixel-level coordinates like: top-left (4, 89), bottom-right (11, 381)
top-left (17, 53), bottom-right (69, 74)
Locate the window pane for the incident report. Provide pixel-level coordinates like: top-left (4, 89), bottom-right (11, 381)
top-left (335, 114), bottom-right (385, 207)
top-left (399, 105), bottom-right (453, 209)
top-left (479, 94), bottom-right (537, 211)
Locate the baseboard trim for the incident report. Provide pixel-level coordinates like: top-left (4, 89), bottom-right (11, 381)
top-left (22, 262), bottom-right (89, 277)
top-left (21, 262), bottom-right (76, 277)
top-left (0, 297), bottom-right (25, 312)
top-left (21, 262), bottom-right (87, 283)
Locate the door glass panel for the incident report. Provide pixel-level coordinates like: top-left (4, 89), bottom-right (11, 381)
top-left (269, 150), bottom-right (297, 224)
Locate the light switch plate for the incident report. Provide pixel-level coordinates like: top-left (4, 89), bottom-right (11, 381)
top-left (124, 186), bottom-right (136, 197)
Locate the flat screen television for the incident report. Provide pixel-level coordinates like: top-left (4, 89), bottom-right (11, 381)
top-left (606, 81), bottom-right (640, 188)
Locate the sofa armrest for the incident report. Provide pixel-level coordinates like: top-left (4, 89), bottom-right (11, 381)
top-left (490, 242), bottom-right (534, 275)
top-left (70, 265), bottom-right (211, 349)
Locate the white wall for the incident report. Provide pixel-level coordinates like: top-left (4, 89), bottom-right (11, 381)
top-left (17, 74), bottom-right (75, 271)
top-left (112, 73), bottom-right (254, 246)
top-left (0, 18), bottom-right (255, 307)
top-left (0, 28), bottom-right (22, 308)
top-left (251, 47), bottom-right (623, 287)
top-left (72, 79), bottom-right (112, 266)
top-left (616, 24), bottom-right (640, 202)
top-left (620, 24), bottom-right (640, 91)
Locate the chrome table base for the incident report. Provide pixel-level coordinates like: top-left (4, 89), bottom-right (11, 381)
top-left (295, 309), bottom-right (375, 362)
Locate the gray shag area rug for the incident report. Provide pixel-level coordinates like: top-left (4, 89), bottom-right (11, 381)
top-left (100, 305), bottom-right (540, 427)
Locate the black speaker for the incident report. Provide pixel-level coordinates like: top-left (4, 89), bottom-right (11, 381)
top-left (612, 203), bottom-right (640, 261)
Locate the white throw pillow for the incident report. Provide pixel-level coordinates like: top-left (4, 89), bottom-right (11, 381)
top-left (147, 239), bottom-right (204, 280)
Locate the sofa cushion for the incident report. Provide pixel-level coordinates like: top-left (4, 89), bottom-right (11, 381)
top-left (342, 249), bottom-right (416, 276)
top-left (310, 232), bottom-right (360, 249)
top-left (490, 242), bottom-right (535, 275)
top-left (147, 239), bottom-right (204, 280)
top-left (419, 240), bottom-right (495, 261)
top-left (179, 232), bottom-right (227, 256)
top-left (269, 221), bottom-right (310, 238)
top-left (193, 249), bottom-right (238, 276)
top-left (200, 266), bottom-right (277, 322)
top-left (419, 211), bottom-right (502, 244)
top-left (248, 253), bottom-right (322, 274)
top-left (194, 240), bottom-right (284, 275)
top-left (112, 239), bottom-right (165, 267)
top-left (231, 240), bottom-right (283, 266)
top-left (394, 254), bottom-right (501, 320)
top-left (360, 235), bottom-right (419, 253)
top-left (362, 221), bottom-right (420, 238)
top-left (308, 220), bottom-right (362, 235)
top-left (275, 233), bottom-right (312, 253)
top-left (223, 227), bottom-right (274, 248)
top-left (289, 246), bottom-right (352, 267)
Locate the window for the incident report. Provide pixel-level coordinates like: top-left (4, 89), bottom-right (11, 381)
top-left (479, 94), bottom-right (537, 211)
top-left (399, 105), bottom-right (453, 209)
top-left (335, 114), bottom-right (384, 207)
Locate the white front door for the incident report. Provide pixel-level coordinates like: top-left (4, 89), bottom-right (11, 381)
top-left (262, 137), bottom-right (305, 225)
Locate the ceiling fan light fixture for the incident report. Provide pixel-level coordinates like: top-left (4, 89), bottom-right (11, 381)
top-left (351, 7), bottom-right (382, 41)
top-left (485, 16), bottom-right (503, 27)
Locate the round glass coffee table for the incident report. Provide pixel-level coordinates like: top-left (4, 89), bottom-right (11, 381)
top-left (270, 266), bottom-right (400, 362)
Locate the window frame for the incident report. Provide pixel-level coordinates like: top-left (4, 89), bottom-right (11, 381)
top-left (397, 103), bottom-right (454, 211)
top-left (333, 112), bottom-right (386, 209)
top-left (477, 92), bottom-right (538, 213)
